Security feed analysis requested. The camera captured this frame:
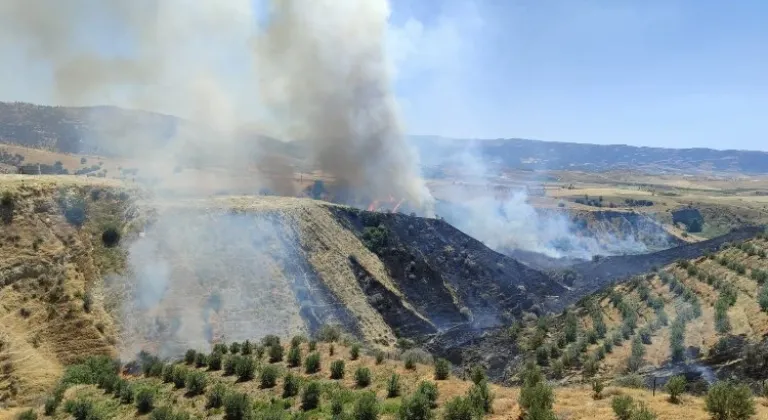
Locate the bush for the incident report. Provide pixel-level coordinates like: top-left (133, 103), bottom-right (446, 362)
top-left (330, 360), bottom-right (345, 379)
top-left (283, 373), bottom-right (300, 398)
top-left (355, 367), bottom-right (372, 388)
top-left (354, 391), bottom-right (380, 420)
top-left (375, 351), bottom-right (385, 365)
top-left (611, 395), bottom-right (635, 420)
top-left (632, 403), bottom-right (658, 420)
top-left (44, 396), bottom-right (58, 415)
top-left (350, 343), bottom-right (361, 360)
top-left (135, 387), bottom-right (155, 414)
top-left (236, 356), bottom-right (256, 382)
top-left (443, 396), bottom-right (475, 420)
top-left (518, 362), bottom-right (553, 419)
top-left (224, 356), bottom-right (238, 376)
top-left (262, 335), bottom-right (281, 348)
top-left (209, 352), bottom-right (223, 371)
top-left (150, 406), bottom-right (191, 420)
top-left (172, 365), bottom-right (188, 389)
top-left (186, 370), bottom-right (207, 396)
top-left (161, 364), bottom-right (175, 384)
top-left (665, 375), bottom-right (686, 403)
top-left (288, 346), bottom-right (302, 368)
top-left (195, 352), bottom-right (208, 368)
top-left (185, 349), bottom-right (196, 365)
top-left (468, 380), bottom-right (494, 415)
top-left (269, 345), bottom-right (284, 363)
top-left (302, 381), bottom-right (321, 411)
top-left (214, 343), bottom-right (229, 354)
top-left (230, 342), bottom-right (241, 354)
top-left (15, 409), bottom-right (37, 420)
top-left (260, 365), bottom-right (279, 388)
top-left (331, 393), bottom-right (345, 417)
top-left (434, 358), bottom-right (451, 380)
top-left (592, 380), bottom-right (604, 400)
top-left (305, 352), bottom-right (321, 374)
top-left (470, 366), bottom-right (487, 385)
top-left (387, 373), bottom-right (401, 398)
top-left (206, 383), bottom-right (227, 409)
top-left (416, 382), bottom-right (439, 409)
top-left (64, 399), bottom-right (102, 420)
top-left (120, 383), bottom-right (135, 404)
top-left (614, 373), bottom-right (646, 389)
top-left (398, 392), bottom-right (432, 420)
top-left (317, 324), bottom-right (342, 342)
top-left (224, 392), bottom-right (252, 420)
top-left (705, 381), bottom-right (755, 420)
top-left (241, 340), bottom-right (253, 355)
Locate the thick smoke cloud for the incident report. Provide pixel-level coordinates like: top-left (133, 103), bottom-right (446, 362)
top-left (253, 0), bottom-right (433, 210)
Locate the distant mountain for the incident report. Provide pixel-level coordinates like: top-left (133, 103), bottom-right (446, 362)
top-left (2, 102), bottom-right (767, 174)
top-left (410, 135), bottom-right (768, 175)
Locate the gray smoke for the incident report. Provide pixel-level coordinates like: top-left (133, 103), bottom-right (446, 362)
top-left (253, 0), bottom-right (434, 211)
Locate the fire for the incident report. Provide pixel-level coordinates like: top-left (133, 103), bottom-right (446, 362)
top-left (366, 197), bottom-right (405, 213)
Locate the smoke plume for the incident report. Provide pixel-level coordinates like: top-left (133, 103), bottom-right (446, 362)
top-left (253, 0), bottom-right (434, 211)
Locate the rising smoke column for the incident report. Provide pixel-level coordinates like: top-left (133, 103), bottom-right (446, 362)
top-left (254, 0), bottom-right (434, 212)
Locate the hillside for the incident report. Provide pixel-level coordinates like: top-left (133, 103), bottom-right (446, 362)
top-left (506, 233), bottom-right (768, 390)
top-left (3, 102), bottom-right (768, 176)
top-left (412, 135), bottom-right (768, 175)
top-left (7, 338), bottom-right (768, 420)
top-left (0, 175), bottom-right (566, 407)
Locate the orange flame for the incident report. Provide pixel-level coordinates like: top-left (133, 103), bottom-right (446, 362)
top-left (392, 198), bottom-right (405, 213)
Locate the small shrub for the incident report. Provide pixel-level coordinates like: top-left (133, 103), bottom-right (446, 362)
top-left (329, 344), bottom-right (335, 356)
top-left (387, 373), bottom-right (401, 398)
top-left (518, 362), bottom-right (553, 419)
top-left (206, 383), bottom-right (227, 409)
top-left (260, 365), bottom-right (279, 388)
top-left (470, 366), bottom-right (486, 385)
top-left (705, 381), bottom-right (755, 420)
top-left (172, 365), bottom-right (188, 389)
top-left (291, 335), bottom-right (305, 348)
top-left (64, 399), bottom-right (101, 420)
top-left (611, 395), bottom-right (634, 420)
top-left (213, 343), bottom-right (229, 354)
top-left (330, 360), bottom-right (345, 379)
top-left (162, 364), bottom-right (175, 383)
top-left (434, 358), bottom-right (451, 380)
top-left (224, 392), bottom-right (252, 420)
top-left (209, 352), bottom-right (223, 371)
top-left (186, 370), bottom-right (207, 396)
top-left (317, 324), bottom-right (342, 342)
top-left (224, 356), bottom-right (238, 376)
top-left (375, 351), bottom-right (384, 365)
top-left (305, 352), bottom-right (321, 374)
top-left (398, 392), bottom-right (432, 420)
top-left (665, 375), bottom-right (686, 403)
top-left (236, 356), bottom-right (256, 382)
top-left (308, 340), bottom-right (317, 352)
top-left (241, 340), bottom-right (253, 355)
top-left (302, 381), bottom-right (321, 411)
top-left (15, 409), bottom-right (37, 420)
top-left (135, 387), bottom-right (155, 414)
top-left (44, 397), bottom-right (58, 415)
top-left (355, 367), bottom-right (372, 388)
top-left (416, 382), bottom-right (439, 409)
top-left (331, 393), bottom-right (344, 417)
top-left (195, 352), bottom-right (208, 368)
top-left (592, 380), bottom-right (604, 400)
top-left (184, 349), bottom-right (196, 365)
top-left (120, 383), bottom-right (135, 404)
top-left (230, 342), bottom-right (241, 354)
top-left (269, 345), bottom-right (284, 363)
top-left (288, 346), bottom-right (302, 368)
top-left (350, 343), bottom-right (361, 360)
top-left (283, 373), bottom-right (300, 398)
top-left (262, 335), bottom-right (281, 348)
top-left (150, 406), bottom-right (190, 420)
top-left (443, 396), bottom-right (474, 420)
top-left (468, 380), bottom-right (494, 415)
top-left (614, 373), bottom-right (645, 389)
top-left (404, 355), bottom-right (416, 370)
top-left (354, 391), bottom-right (380, 420)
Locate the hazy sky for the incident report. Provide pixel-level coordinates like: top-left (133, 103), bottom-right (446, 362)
top-left (388, 0), bottom-right (767, 150)
top-left (0, 0), bottom-right (765, 151)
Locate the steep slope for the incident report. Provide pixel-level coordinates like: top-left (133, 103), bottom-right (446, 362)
top-left (0, 176), bottom-right (141, 405)
top-left (0, 176), bottom-right (563, 405)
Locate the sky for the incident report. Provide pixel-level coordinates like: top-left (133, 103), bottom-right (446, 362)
top-left (0, 0), bottom-right (766, 151)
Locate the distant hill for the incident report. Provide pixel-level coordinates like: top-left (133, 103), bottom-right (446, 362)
top-left (410, 135), bottom-right (768, 175)
top-left (2, 102), bottom-right (768, 174)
